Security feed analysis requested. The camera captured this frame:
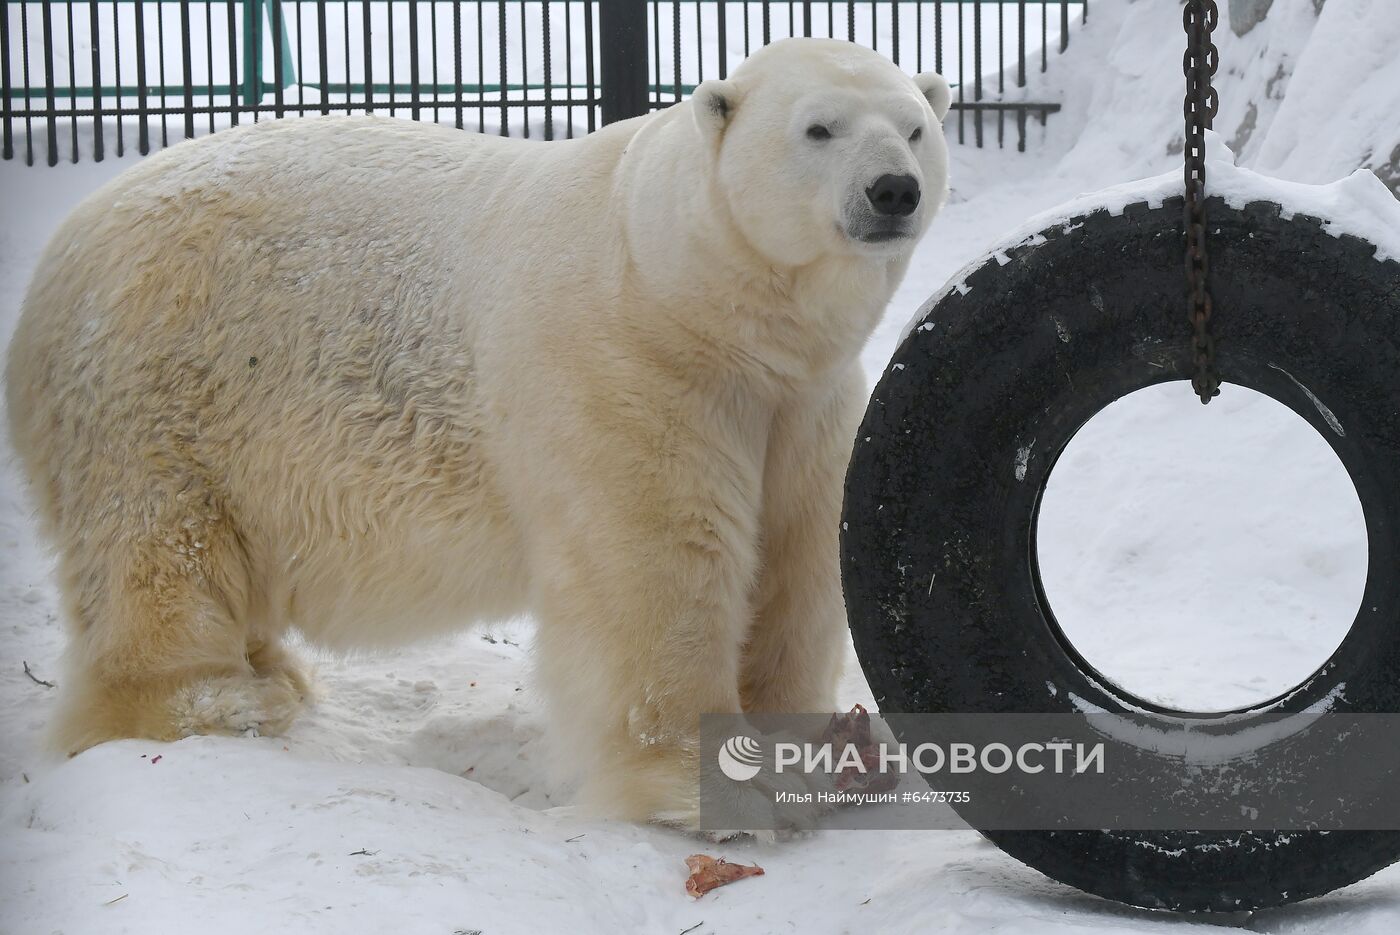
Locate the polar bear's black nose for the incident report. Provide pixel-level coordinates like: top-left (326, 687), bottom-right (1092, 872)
top-left (866, 174), bottom-right (921, 217)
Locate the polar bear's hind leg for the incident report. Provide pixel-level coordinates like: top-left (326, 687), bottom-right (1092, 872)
top-left (48, 494), bottom-right (306, 756)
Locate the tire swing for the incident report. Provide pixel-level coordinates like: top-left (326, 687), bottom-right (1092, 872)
top-left (840, 1), bottom-right (1400, 913)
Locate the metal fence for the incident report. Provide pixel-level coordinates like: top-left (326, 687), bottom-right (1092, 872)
top-left (2, 1), bottom-right (1086, 166)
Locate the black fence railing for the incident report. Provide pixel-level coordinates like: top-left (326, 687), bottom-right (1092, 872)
top-left (640, 1), bottom-right (1086, 150)
top-left (2, 1), bottom-right (1086, 166)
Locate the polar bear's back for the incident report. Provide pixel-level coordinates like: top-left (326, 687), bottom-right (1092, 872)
top-left (6, 116), bottom-right (631, 640)
top-left (44, 115), bottom-right (617, 321)
top-left (9, 114), bottom-right (627, 460)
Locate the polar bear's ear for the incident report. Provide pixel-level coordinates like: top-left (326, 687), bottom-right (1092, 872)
top-left (692, 78), bottom-right (740, 142)
top-left (914, 71), bottom-right (952, 121)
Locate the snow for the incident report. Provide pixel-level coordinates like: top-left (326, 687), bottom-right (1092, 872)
top-left (3, 2), bottom-right (1400, 932)
top-left (1039, 380), bottom-right (1368, 713)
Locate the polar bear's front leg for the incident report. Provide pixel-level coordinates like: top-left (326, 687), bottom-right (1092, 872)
top-left (526, 414), bottom-right (764, 827)
top-left (741, 371), bottom-right (867, 715)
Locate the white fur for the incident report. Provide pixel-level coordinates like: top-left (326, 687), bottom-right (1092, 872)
top-left (5, 38), bottom-right (948, 826)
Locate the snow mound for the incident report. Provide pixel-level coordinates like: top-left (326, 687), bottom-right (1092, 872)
top-left (1039, 0), bottom-right (1400, 199)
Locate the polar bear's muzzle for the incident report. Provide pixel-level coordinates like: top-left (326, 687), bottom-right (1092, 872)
top-left (866, 174), bottom-right (922, 217)
top-left (841, 173), bottom-right (923, 247)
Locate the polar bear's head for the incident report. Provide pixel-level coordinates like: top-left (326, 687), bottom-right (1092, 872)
top-left (691, 38), bottom-right (951, 267)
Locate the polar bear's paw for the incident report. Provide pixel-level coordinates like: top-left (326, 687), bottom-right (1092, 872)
top-left (636, 751), bottom-right (832, 841)
top-left (694, 754), bottom-right (834, 839)
top-left (51, 663), bottom-right (313, 757)
top-left (171, 671), bottom-right (307, 738)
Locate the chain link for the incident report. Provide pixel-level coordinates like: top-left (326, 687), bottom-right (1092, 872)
top-left (1183, 0), bottom-right (1221, 404)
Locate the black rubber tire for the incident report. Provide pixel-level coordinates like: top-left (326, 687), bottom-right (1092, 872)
top-left (841, 195), bottom-right (1400, 912)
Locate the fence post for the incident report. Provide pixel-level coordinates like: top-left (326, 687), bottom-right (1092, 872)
top-left (599, 0), bottom-right (649, 124)
top-left (242, 0), bottom-right (265, 106)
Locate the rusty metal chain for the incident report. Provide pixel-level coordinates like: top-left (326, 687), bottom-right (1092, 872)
top-left (1184, 0), bottom-right (1221, 404)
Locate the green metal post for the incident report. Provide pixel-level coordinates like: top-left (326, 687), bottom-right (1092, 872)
top-left (242, 0), bottom-right (295, 108)
top-left (242, 0), bottom-right (264, 106)
top-left (271, 0), bottom-right (296, 90)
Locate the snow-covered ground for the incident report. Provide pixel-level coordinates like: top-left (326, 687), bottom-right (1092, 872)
top-left (3, 2), bottom-right (1400, 932)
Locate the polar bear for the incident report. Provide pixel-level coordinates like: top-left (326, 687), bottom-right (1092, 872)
top-left (6, 38), bottom-right (950, 825)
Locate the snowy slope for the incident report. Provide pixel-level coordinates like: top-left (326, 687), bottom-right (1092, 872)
top-left (4, 2), bottom-right (1400, 932)
top-left (1036, 0), bottom-right (1400, 196)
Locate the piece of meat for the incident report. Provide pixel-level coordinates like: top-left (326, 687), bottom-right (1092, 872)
top-left (821, 704), bottom-right (899, 794)
top-left (684, 854), bottom-right (765, 898)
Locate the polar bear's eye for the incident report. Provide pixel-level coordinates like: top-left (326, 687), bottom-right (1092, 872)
top-left (909, 127), bottom-right (923, 143)
top-left (806, 124), bottom-right (833, 142)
